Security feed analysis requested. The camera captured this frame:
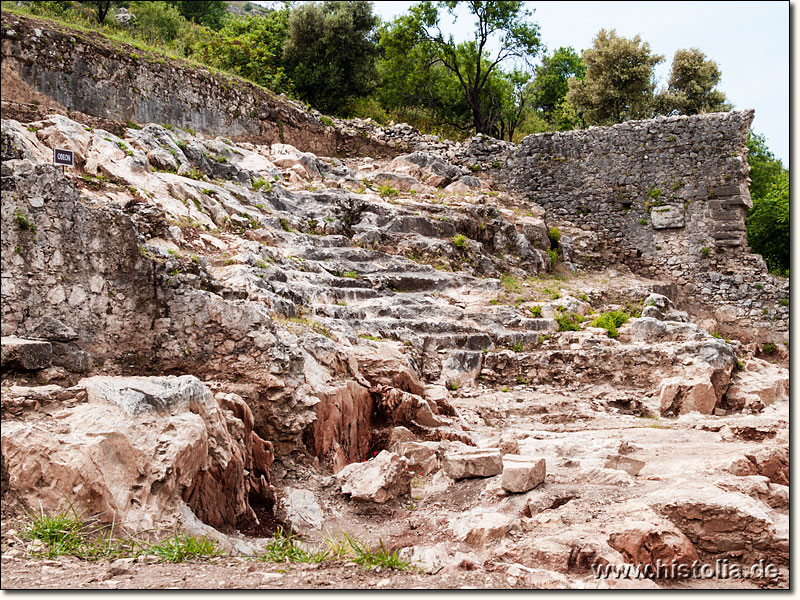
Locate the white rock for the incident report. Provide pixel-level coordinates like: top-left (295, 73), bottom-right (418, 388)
top-left (335, 450), bottom-right (411, 503)
top-left (501, 455), bottom-right (546, 493)
top-left (442, 448), bottom-right (503, 480)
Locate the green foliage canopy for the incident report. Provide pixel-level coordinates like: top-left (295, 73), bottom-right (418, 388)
top-left (567, 29), bottom-right (663, 126)
top-left (283, 1), bottom-right (380, 115)
top-left (531, 46), bottom-right (585, 122)
top-left (657, 48), bottom-right (730, 115)
top-left (745, 131), bottom-right (789, 275)
top-left (379, 1), bottom-right (542, 136)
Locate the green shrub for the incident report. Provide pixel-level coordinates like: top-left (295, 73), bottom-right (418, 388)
top-left (320, 115), bottom-right (335, 127)
top-left (648, 188), bottom-right (663, 199)
top-left (547, 247), bottom-right (558, 267)
top-left (762, 342), bottom-right (777, 355)
top-left (548, 226), bottom-right (561, 248)
top-left (700, 246), bottom-right (711, 257)
top-left (528, 305), bottom-right (542, 318)
top-left (501, 274), bottom-right (521, 293)
top-left (591, 310), bottom-right (630, 338)
top-left (555, 313), bottom-right (581, 332)
top-left (453, 233), bottom-right (468, 248)
top-left (378, 184), bottom-right (399, 198)
top-left (13, 208), bottom-right (35, 231)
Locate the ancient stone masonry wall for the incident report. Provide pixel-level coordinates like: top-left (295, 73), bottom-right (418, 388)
top-left (503, 112), bottom-right (789, 340)
top-left (0, 12), bottom-right (407, 158)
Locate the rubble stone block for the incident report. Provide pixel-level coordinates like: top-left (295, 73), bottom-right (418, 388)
top-left (1, 337), bottom-right (52, 370)
top-left (501, 455), bottom-right (546, 493)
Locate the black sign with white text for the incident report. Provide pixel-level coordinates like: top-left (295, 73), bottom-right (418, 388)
top-left (54, 148), bottom-right (74, 166)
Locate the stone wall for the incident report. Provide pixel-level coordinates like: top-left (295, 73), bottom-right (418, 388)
top-left (0, 12), bottom-right (406, 158)
top-left (503, 112), bottom-right (789, 340)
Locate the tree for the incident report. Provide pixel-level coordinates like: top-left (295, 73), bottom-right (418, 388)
top-left (379, 1), bottom-right (542, 136)
top-left (566, 29), bottom-right (663, 126)
top-left (746, 130), bottom-right (785, 200)
top-left (78, 1), bottom-right (115, 23)
top-left (169, 1), bottom-right (228, 30)
top-left (656, 48), bottom-right (730, 115)
top-left (283, 1), bottom-right (380, 115)
top-left (747, 169), bottom-right (789, 275)
top-left (531, 46), bottom-right (585, 123)
top-left (744, 131), bottom-right (789, 274)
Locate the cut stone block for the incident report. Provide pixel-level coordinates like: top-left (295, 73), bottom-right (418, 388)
top-left (501, 455), bottom-right (546, 493)
top-left (442, 449), bottom-right (502, 480)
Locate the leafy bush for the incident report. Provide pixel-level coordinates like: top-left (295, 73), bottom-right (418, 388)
top-left (762, 342), bottom-right (777, 355)
top-left (378, 185), bottom-right (399, 198)
top-left (453, 233), bottom-right (468, 248)
top-left (528, 305), bottom-right (542, 318)
top-left (555, 312), bottom-right (581, 332)
top-left (591, 310), bottom-right (630, 338)
top-left (548, 225), bottom-right (561, 248)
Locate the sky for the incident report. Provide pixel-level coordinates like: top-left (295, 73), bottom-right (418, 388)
top-left (368, 1), bottom-right (790, 164)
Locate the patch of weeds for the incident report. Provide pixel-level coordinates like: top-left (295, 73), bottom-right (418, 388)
top-left (279, 218), bottom-right (293, 232)
top-left (736, 359), bottom-right (745, 371)
top-left (185, 167), bottom-right (205, 181)
top-left (543, 286), bottom-right (561, 300)
top-left (490, 298), bottom-right (500, 305)
top-left (343, 534), bottom-right (411, 571)
top-left (528, 305), bottom-right (543, 318)
top-left (779, 298), bottom-right (788, 306)
top-left (579, 293), bottom-right (589, 302)
top-left (358, 333), bottom-right (383, 342)
top-left (447, 380), bottom-right (459, 391)
top-left (762, 342), bottom-right (777, 355)
top-left (258, 527), bottom-right (329, 564)
top-left (591, 310), bottom-right (629, 338)
top-left (343, 271), bottom-right (358, 279)
top-left (252, 178), bottom-right (272, 192)
top-left (547, 248), bottom-right (558, 267)
top-left (13, 208), bottom-right (36, 232)
top-left (639, 218), bottom-right (648, 225)
top-left (22, 507), bottom-right (86, 558)
top-left (378, 185), bottom-right (399, 198)
top-left (453, 233), bottom-right (468, 248)
top-left (215, 155), bottom-right (228, 164)
top-left (148, 532), bottom-right (220, 563)
top-left (515, 376), bottom-right (529, 384)
top-left (14, 244), bottom-right (22, 254)
top-left (555, 313), bottom-right (581, 332)
top-left (320, 115), bottom-right (334, 127)
top-left (501, 386), bottom-right (509, 392)
top-left (671, 180), bottom-right (684, 191)
top-left (501, 274), bottom-right (521, 293)
top-left (700, 246), bottom-right (711, 258)
top-left (538, 334), bottom-right (551, 344)
top-left (648, 188), bottom-right (663, 200)
top-left (511, 340), bottom-right (524, 353)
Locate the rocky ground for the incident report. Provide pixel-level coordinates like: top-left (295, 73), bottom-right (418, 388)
top-left (0, 112), bottom-right (790, 589)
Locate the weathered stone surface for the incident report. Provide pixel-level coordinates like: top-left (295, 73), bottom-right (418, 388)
top-left (658, 371), bottom-right (717, 416)
top-left (725, 358), bottom-right (789, 412)
top-left (501, 455), bottom-right (546, 493)
top-left (607, 520), bottom-right (699, 567)
top-left (335, 450), bottom-right (411, 503)
top-left (394, 441), bottom-right (439, 475)
top-left (1, 337), bottom-right (52, 370)
top-left (442, 449), bottom-right (503, 480)
top-left (2, 376), bottom-right (270, 531)
top-left (278, 487), bottom-right (324, 531)
top-left (648, 484), bottom-right (787, 562)
top-left (449, 510), bottom-right (518, 547)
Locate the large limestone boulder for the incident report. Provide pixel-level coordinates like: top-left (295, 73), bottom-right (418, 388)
top-left (335, 450), bottom-right (411, 503)
top-left (658, 370), bottom-right (717, 416)
top-left (1, 376), bottom-right (271, 532)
